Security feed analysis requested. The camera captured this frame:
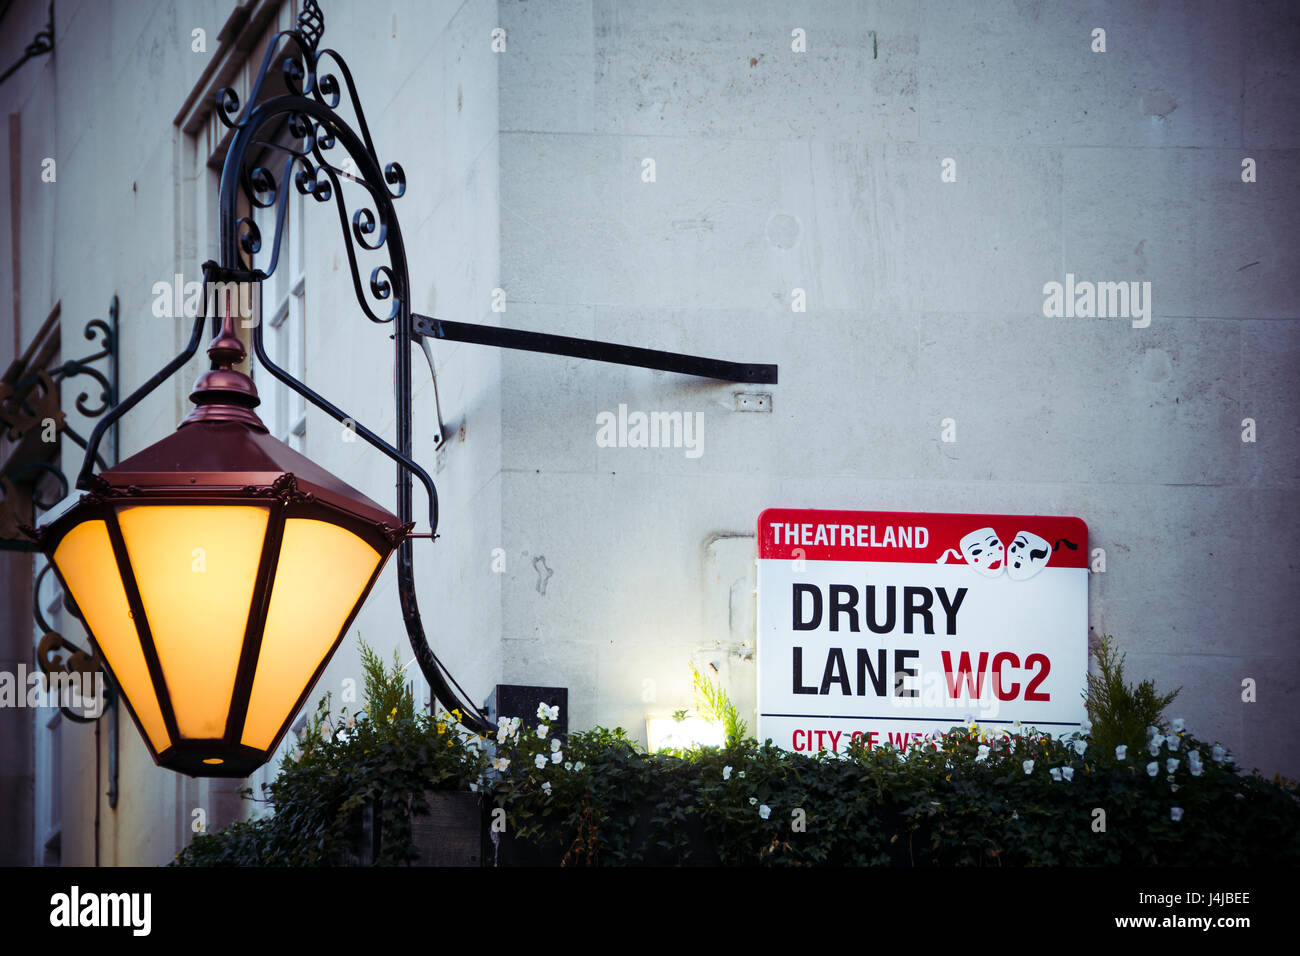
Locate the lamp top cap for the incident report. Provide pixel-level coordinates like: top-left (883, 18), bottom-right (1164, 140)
top-left (183, 290), bottom-right (265, 430)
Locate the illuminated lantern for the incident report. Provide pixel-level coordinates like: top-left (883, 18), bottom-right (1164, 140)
top-left (35, 314), bottom-right (406, 776)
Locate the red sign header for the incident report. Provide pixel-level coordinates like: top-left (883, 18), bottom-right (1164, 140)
top-left (757, 508), bottom-right (1089, 570)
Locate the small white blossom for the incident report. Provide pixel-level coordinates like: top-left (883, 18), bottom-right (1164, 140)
top-left (492, 757), bottom-right (510, 772)
top-left (1148, 735), bottom-right (1164, 756)
top-left (564, 761), bottom-right (572, 771)
top-left (723, 765), bottom-right (733, 780)
top-left (1172, 718), bottom-right (1185, 733)
top-left (1050, 768), bottom-right (1062, 782)
top-left (976, 745), bottom-right (990, 762)
top-left (552, 751), bottom-right (563, 764)
top-left (537, 702), bottom-right (550, 720)
top-left (573, 761), bottom-right (584, 772)
top-left (1147, 761), bottom-right (1159, 777)
top-left (542, 781), bottom-right (551, 794)
top-left (1062, 766), bottom-right (1075, 782)
top-left (1170, 806), bottom-right (1183, 822)
top-left (1080, 717), bottom-right (1093, 735)
top-left (1166, 758), bottom-right (1180, 774)
top-left (758, 804), bottom-right (771, 820)
top-left (749, 796), bottom-right (758, 806)
top-left (536, 724), bottom-right (549, 739)
top-left (1022, 759), bottom-right (1034, 775)
top-left (1211, 744), bottom-right (1226, 764)
top-left (550, 738), bottom-right (561, 752)
top-left (1115, 745), bottom-right (1128, 761)
top-left (533, 754), bottom-right (547, 770)
top-left (1074, 739), bottom-right (1087, 756)
top-left (737, 770), bottom-right (746, 778)
top-left (1146, 725), bottom-right (1160, 739)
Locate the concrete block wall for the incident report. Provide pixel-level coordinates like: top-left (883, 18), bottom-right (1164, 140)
top-left (493, 0), bottom-right (1300, 777)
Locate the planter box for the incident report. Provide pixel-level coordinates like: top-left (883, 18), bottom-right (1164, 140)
top-left (409, 791), bottom-right (484, 867)
top-left (349, 790), bottom-right (485, 866)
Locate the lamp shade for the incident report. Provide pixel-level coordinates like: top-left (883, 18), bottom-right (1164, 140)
top-left (35, 315), bottom-right (407, 776)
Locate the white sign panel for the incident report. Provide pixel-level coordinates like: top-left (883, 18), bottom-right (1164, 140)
top-left (757, 508), bottom-right (1089, 754)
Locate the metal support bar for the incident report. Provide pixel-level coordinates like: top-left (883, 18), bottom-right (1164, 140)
top-left (413, 314), bottom-right (778, 385)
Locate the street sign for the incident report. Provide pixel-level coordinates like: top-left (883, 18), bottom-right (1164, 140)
top-left (757, 508), bottom-right (1089, 754)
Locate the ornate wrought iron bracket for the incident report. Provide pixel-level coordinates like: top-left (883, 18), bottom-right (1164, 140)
top-left (0, 1), bottom-right (55, 86)
top-left (72, 1), bottom-right (779, 738)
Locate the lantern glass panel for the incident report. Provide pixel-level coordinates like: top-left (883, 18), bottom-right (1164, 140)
top-left (117, 504), bottom-right (270, 738)
top-left (241, 517), bottom-right (382, 750)
top-left (52, 519), bottom-right (172, 751)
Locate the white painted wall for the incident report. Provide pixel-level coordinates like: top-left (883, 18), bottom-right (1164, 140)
top-left (1, 0), bottom-right (1295, 865)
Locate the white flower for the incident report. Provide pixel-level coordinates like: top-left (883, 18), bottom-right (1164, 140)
top-left (749, 796), bottom-right (758, 806)
top-left (1080, 717), bottom-right (1093, 735)
top-left (1074, 739), bottom-right (1087, 756)
top-left (1148, 735), bottom-right (1164, 756)
top-left (1062, 766), bottom-right (1075, 782)
top-left (1211, 744), bottom-right (1226, 763)
top-left (542, 781), bottom-right (551, 794)
top-left (737, 770), bottom-right (746, 778)
top-left (536, 724), bottom-right (549, 739)
top-left (1146, 761), bottom-right (1159, 777)
top-left (492, 757), bottom-right (510, 772)
top-left (496, 728), bottom-right (509, 744)
top-left (976, 745), bottom-right (990, 762)
top-left (1049, 768), bottom-right (1062, 782)
top-left (1166, 758), bottom-right (1180, 774)
top-left (1146, 725), bottom-right (1159, 739)
top-left (537, 702), bottom-right (550, 720)
top-left (508, 716), bottom-right (521, 733)
top-left (573, 761), bottom-right (584, 772)
top-left (1190, 763), bottom-right (1203, 778)
top-left (723, 765), bottom-right (733, 780)
top-left (758, 804), bottom-right (771, 820)
top-left (1022, 760), bottom-right (1034, 775)
top-left (1170, 806), bottom-right (1183, 822)
top-left (552, 751), bottom-right (563, 764)
top-left (564, 761), bottom-right (572, 771)
top-left (533, 753), bottom-right (547, 770)
top-left (550, 738), bottom-right (561, 752)
top-left (1115, 745), bottom-right (1128, 761)
top-left (542, 703), bottom-right (559, 721)
top-left (1172, 718), bottom-right (1185, 733)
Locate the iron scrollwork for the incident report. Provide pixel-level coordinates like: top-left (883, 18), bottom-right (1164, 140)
top-left (72, 1), bottom-right (491, 733)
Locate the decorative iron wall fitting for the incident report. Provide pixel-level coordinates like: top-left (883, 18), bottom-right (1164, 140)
top-left (413, 315), bottom-right (779, 385)
top-left (63, 0), bottom-right (778, 752)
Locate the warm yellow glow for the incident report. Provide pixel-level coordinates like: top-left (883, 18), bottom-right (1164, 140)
top-left (241, 519), bottom-right (381, 750)
top-left (117, 504), bottom-right (269, 739)
top-left (52, 521), bottom-right (171, 752)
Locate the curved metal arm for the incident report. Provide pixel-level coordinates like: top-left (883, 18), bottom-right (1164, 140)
top-left (76, 307), bottom-right (207, 492)
top-left (218, 80), bottom-right (491, 732)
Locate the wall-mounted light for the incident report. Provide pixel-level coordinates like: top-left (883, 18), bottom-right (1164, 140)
top-left (35, 314), bottom-right (404, 776)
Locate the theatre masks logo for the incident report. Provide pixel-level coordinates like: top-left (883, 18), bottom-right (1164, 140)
top-left (937, 527), bottom-right (1077, 581)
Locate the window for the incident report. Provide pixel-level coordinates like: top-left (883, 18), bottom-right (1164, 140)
top-left (253, 189), bottom-right (307, 451)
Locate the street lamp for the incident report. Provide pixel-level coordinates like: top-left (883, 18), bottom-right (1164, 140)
top-left (26, 1), bottom-right (776, 777)
top-left (35, 311), bottom-right (404, 776)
